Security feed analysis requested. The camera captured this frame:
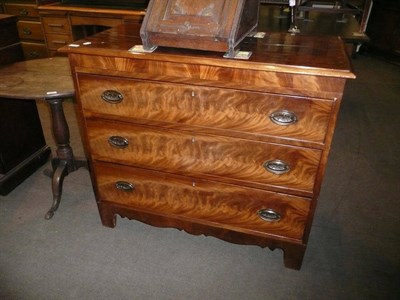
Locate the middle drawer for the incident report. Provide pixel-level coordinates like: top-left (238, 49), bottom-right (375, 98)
top-left (17, 21), bottom-right (44, 41)
top-left (41, 17), bottom-right (71, 34)
top-left (45, 33), bottom-right (73, 50)
top-left (86, 119), bottom-right (321, 196)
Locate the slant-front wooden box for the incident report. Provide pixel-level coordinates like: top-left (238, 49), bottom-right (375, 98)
top-left (140, 0), bottom-right (259, 57)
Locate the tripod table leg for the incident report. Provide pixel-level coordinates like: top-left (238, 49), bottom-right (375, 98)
top-left (44, 98), bottom-right (86, 219)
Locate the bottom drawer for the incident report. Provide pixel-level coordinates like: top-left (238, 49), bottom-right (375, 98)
top-left (45, 33), bottom-right (73, 51)
top-left (93, 162), bottom-right (311, 241)
top-left (21, 42), bottom-right (48, 60)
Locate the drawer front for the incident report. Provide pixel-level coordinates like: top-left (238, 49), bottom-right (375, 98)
top-left (70, 15), bottom-right (122, 27)
top-left (86, 120), bottom-right (321, 194)
top-left (45, 33), bottom-right (73, 50)
top-left (21, 42), bottom-right (48, 60)
top-left (17, 21), bottom-right (44, 41)
top-left (78, 74), bottom-right (334, 145)
top-left (41, 17), bottom-right (70, 34)
top-left (93, 162), bottom-right (311, 241)
top-left (4, 4), bottom-right (39, 19)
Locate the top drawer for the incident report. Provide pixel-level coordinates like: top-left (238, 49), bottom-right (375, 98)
top-left (77, 74), bottom-right (334, 146)
top-left (41, 17), bottom-right (71, 34)
top-left (4, 4), bottom-right (39, 19)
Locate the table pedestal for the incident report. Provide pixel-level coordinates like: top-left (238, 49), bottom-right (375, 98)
top-left (45, 98), bottom-right (87, 219)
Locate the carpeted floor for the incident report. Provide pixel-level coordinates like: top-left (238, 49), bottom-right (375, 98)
top-left (1, 51), bottom-right (399, 299)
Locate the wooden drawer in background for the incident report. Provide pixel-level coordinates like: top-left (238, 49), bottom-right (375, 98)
top-left (93, 162), bottom-right (311, 242)
top-left (45, 33), bottom-right (73, 50)
top-left (21, 42), bottom-right (48, 60)
top-left (4, 3), bottom-right (39, 19)
top-left (17, 20), bottom-right (44, 41)
top-left (41, 16), bottom-right (70, 34)
top-left (70, 15), bottom-right (122, 27)
top-left (4, 2), bottom-right (48, 60)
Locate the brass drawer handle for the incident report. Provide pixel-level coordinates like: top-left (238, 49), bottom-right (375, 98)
top-left (52, 40), bottom-right (67, 45)
top-left (48, 23), bottom-right (64, 28)
top-left (101, 90), bottom-right (124, 104)
top-left (108, 136), bottom-right (129, 149)
top-left (269, 110), bottom-right (297, 126)
top-left (263, 159), bottom-right (290, 175)
top-left (19, 8), bottom-right (29, 16)
top-left (22, 28), bottom-right (32, 36)
top-left (258, 209), bottom-right (281, 222)
top-left (28, 51), bottom-right (39, 58)
top-left (115, 181), bottom-right (135, 192)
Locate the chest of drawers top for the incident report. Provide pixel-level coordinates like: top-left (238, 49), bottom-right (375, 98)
top-left (60, 24), bottom-right (354, 96)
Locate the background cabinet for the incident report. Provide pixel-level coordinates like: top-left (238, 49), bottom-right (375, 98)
top-left (366, 0), bottom-right (400, 57)
top-left (38, 2), bottom-right (146, 56)
top-left (0, 13), bottom-right (51, 195)
top-left (0, 14), bottom-right (23, 64)
top-left (0, 98), bottom-right (51, 195)
top-left (1, 0), bottom-right (57, 60)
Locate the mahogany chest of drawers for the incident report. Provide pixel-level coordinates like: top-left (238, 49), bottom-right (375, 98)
top-left (61, 24), bottom-right (354, 269)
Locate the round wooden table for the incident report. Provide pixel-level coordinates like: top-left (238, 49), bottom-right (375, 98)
top-left (0, 57), bottom-right (87, 219)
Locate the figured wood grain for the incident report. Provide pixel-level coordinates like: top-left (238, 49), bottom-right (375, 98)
top-left (86, 119), bottom-right (321, 196)
top-left (78, 73), bottom-right (334, 146)
top-left (93, 162), bottom-right (310, 241)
